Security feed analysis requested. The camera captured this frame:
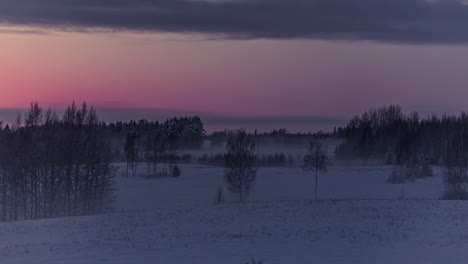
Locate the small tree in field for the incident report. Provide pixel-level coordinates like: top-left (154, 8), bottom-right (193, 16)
top-left (171, 164), bottom-right (181, 178)
top-left (224, 130), bottom-right (257, 202)
top-left (304, 139), bottom-right (330, 200)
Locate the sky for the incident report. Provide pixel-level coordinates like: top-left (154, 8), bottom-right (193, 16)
top-left (1, 0), bottom-right (468, 132)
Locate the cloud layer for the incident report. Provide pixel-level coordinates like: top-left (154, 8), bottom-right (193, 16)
top-left (1, 0), bottom-right (468, 43)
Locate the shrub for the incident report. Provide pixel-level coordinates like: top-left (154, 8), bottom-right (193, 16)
top-left (441, 167), bottom-right (468, 200)
top-left (171, 165), bottom-right (181, 178)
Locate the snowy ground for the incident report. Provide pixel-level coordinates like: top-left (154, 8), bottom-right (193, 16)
top-left (0, 164), bottom-right (465, 264)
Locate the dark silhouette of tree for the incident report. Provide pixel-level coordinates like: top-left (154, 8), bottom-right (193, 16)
top-left (0, 102), bottom-right (115, 221)
top-left (304, 139), bottom-right (330, 200)
top-left (335, 105), bottom-right (468, 169)
top-left (124, 130), bottom-right (139, 177)
top-left (224, 130), bottom-right (257, 202)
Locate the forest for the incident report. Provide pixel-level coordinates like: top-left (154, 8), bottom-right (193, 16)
top-left (335, 105), bottom-right (468, 167)
top-left (0, 102), bottom-right (114, 221)
top-left (3, 102), bottom-right (468, 222)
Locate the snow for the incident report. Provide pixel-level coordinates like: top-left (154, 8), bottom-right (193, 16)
top-left (0, 164), bottom-right (463, 264)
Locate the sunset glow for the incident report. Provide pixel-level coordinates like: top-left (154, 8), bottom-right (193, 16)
top-left (2, 24), bottom-right (468, 131)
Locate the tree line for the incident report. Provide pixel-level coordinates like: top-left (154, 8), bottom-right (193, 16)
top-left (335, 105), bottom-right (468, 167)
top-left (335, 105), bottom-right (468, 198)
top-left (0, 101), bottom-right (336, 220)
top-left (122, 116), bottom-right (204, 178)
top-left (0, 102), bottom-right (115, 221)
top-left (0, 103), bottom-right (207, 221)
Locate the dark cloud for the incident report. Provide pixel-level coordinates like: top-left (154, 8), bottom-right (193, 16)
top-left (0, 28), bottom-right (50, 35)
top-left (0, 0), bottom-right (468, 43)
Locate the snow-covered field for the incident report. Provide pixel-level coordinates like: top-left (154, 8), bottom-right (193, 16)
top-left (0, 164), bottom-right (465, 264)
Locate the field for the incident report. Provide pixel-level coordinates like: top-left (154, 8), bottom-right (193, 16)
top-left (0, 164), bottom-right (465, 264)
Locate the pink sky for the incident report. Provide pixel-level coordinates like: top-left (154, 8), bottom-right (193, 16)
top-left (2, 28), bottom-right (468, 130)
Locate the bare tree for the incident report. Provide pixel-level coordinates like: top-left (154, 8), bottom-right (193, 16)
top-left (304, 139), bottom-right (330, 200)
top-left (0, 102), bottom-right (115, 221)
top-left (224, 130), bottom-right (257, 202)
